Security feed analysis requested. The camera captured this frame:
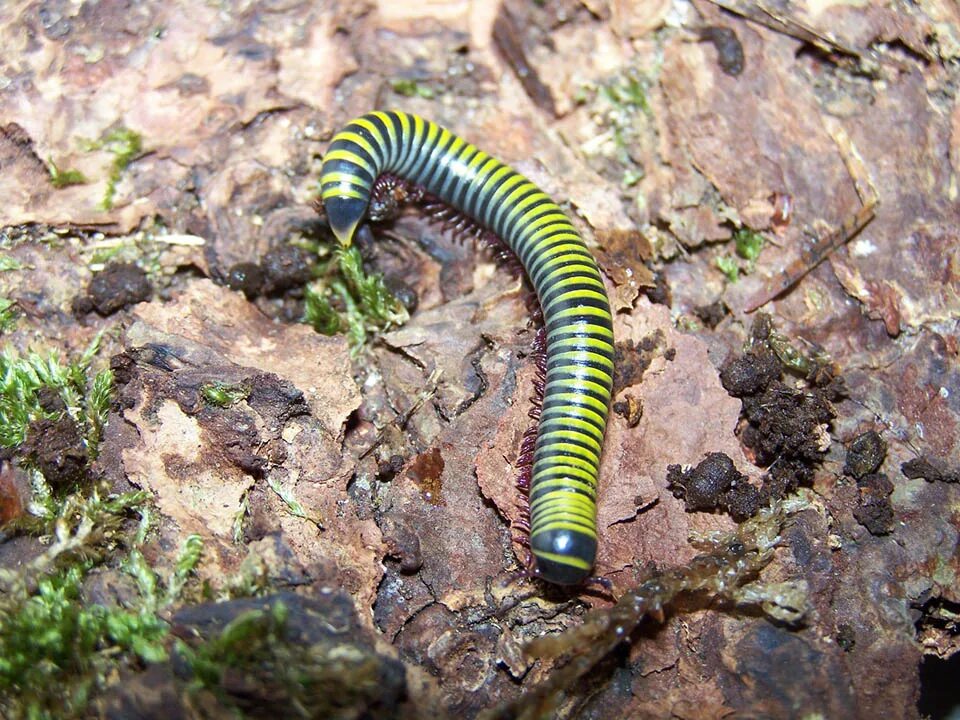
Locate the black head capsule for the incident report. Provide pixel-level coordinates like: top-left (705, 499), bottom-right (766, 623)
top-left (323, 195), bottom-right (369, 247)
top-left (531, 528), bottom-right (597, 585)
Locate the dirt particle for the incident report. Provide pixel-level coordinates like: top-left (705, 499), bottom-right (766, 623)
top-left (853, 473), bottom-right (895, 535)
top-left (721, 315), bottom-right (838, 506)
top-left (377, 454), bottom-right (406, 482)
top-left (611, 394), bottom-right (643, 427)
top-left (902, 457), bottom-right (959, 484)
top-left (381, 518), bottom-right (423, 573)
top-left (245, 373), bottom-right (310, 426)
top-left (383, 276), bottom-right (419, 313)
top-left (260, 244), bottom-right (314, 295)
top-left (77, 261), bottom-right (152, 316)
top-left (36, 386), bottom-right (67, 414)
top-left (666, 452), bottom-right (760, 522)
top-left (613, 332), bottom-right (662, 391)
top-left (836, 623), bottom-right (856, 652)
top-left (725, 481), bottom-right (762, 521)
top-left (699, 26), bottom-right (745, 76)
top-left (693, 300), bottom-right (728, 329)
top-left (643, 270), bottom-right (672, 306)
top-left (720, 350), bottom-right (781, 397)
top-left (21, 415), bottom-right (88, 488)
top-left (843, 430), bottom-right (887, 479)
top-left (226, 261), bottom-right (266, 299)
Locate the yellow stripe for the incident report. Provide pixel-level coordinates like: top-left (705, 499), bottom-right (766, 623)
top-left (550, 305), bottom-right (613, 322)
top-left (338, 129), bottom-right (380, 164)
top-left (531, 492), bottom-right (597, 512)
top-left (322, 148), bottom-right (376, 175)
top-left (548, 350), bottom-right (614, 370)
top-left (321, 185), bottom-right (366, 201)
top-left (535, 441), bottom-right (599, 468)
top-left (529, 548), bottom-right (593, 570)
top-left (371, 111), bottom-right (397, 156)
top-left (533, 464), bottom-right (599, 484)
top-left (542, 288), bottom-right (611, 316)
top-left (532, 507), bottom-right (595, 525)
top-left (321, 170), bottom-right (371, 187)
top-left (538, 416), bottom-right (605, 441)
top-left (535, 258), bottom-right (603, 283)
top-left (523, 217), bottom-right (577, 243)
top-left (531, 476), bottom-right (597, 497)
top-left (537, 428), bottom-right (602, 453)
top-left (540, 397), bottom-right (607, 425)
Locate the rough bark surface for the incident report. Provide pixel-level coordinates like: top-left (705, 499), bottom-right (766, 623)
top-left (1, 0), bottom-right (957, 718)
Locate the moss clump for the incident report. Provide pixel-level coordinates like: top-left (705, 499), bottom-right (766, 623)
top-left (578, 67), bottom-right (653, 188)
top-left (47, 158), bottom-right (89, 189)
top-left (0, 298), bottom-right (18, 333)
top-left (82, 127), bottom-right (143, 210)
top-left (734, 228), bottom-right (765, 262)
top-left (390, 78), bottom-right (436, 99)
top-left (716, 228), bottom-right (766, 283)
top-left (0, 488), bottom-right (204, 720)
top-left (303, 245), bottom-right (408, 353)
top-left (0, 334), bottom-right (112, 463)
top-left (716, 254), bottom-right (741, 282)
top-left (200, 381), bottom-right (251, 408)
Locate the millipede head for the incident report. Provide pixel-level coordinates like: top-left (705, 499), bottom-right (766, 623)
top-left (323, 195), bottom-right (368, 247)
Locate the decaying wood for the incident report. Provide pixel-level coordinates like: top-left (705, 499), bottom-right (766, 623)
top-left (0, 0), bottom-right (957, 717)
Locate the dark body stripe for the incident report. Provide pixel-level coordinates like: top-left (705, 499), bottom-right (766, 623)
top-left (320, 111), bottom-right (614, 585)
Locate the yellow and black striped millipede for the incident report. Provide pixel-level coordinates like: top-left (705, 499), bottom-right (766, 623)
top-left (320, 111), bottom-right (614, 585)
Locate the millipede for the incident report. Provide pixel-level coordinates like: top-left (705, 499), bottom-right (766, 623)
top-left (320, 110), bottom-right (614, 585)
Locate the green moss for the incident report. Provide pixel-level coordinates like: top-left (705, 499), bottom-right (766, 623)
top-left (84, 127), bottom-right (143, 210)
top-left (301, 245), bottom-right (408, 354)
top-left (716, 255), bottom-right (740, 282)
top-left (268, 476), bottom-right (323, 529)
top-left (178, 600), bottom-right (289, 693)
top-left (581, 66), bottom-right (653, 191)
top-left (0, 255), bottom-right (26, 272)
top-left (0, 486), bottom-right (206, 719)
top-left (121, 533), bottom-right (203, 611)
top-left (717, 228), bottom-right (767, 283)
top-left (0, 258), bottom-right (23, 331)
top-left (0, 334), bottom-right (112, 464)
top-left (600, 68), bottom-right (651, 116)
top-left (0, 298), bottom-right (18, 333)
top-left (0, 337), bottom-right (103, 449)
top-left (84, 368), bottom-right (113, 459)
top-left (200, 381), bottom-right (250, 408)
top-left (337, 246), bottom-right (407, 329)
top-left (304, 284), bottom-right (344, 335)
top-left (173, 596), bottom-right (403, 717)
top-left (390, 78), bottom-right (436, 99)
top-left (734, 228), bottom-right (765, 261)
top-left (77, 223), bottom-right (192, 288)
top-left (0, 488), bottom-right (178, 720)
top-left (622, 168), bottom-right (643, 188)
top-left (47, 158), bottom-right (89, 189)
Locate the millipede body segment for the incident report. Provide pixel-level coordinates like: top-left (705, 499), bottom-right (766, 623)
top-left (320, 111), bottom-right (614, 585)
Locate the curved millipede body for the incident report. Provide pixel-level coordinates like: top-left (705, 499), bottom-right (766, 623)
top-left (320, 111), bottom-right (614, 585)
